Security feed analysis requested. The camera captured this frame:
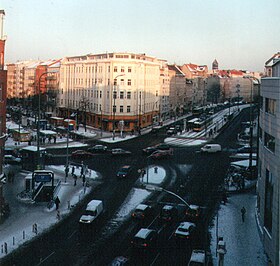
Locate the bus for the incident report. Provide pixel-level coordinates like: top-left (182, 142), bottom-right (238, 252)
top-left (187, 118), bottom-right (199, 130)
top-left (193, 117), bottom-right (213, 132)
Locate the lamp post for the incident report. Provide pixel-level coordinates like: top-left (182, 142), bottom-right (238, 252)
top-left (236, 84), bottom-right (240, 111)
top-left (112, 74), bottom-right (125, 140)
top-left (145, 184), bottom-right (190, 208)
top-left (37, 71), bottom-right (57, 170)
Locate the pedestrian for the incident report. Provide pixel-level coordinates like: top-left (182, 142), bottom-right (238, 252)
top-left (54, 135), bottom-right (57, 143)
top-left (65, 165), bottom-right (69, 178)
top-left (73, 174), bottom-right (77, 186)
top-left (55, 196), bottom-right (60, 210)
top-left (82, 174), bottom-right (85, 186)
top-left (241, 206), bottom-right (246, 222)
top-left (48, 136), bottom-right (51, 143)
top-left (71, 166), bottom-right (75, 176)
top-left (80, 163), bottom-right (84, 178)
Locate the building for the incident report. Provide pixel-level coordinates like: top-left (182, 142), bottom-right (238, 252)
top-left (264, 52), bottom-right (280, 77)
top-left (0, 10), bottom-right (7, 211)
top-left (57, 52), bottom-right (167, 132)
top-left (257, 59), bottom-right (280, 266)
top-left (180, 63), bottom-right (208, 79)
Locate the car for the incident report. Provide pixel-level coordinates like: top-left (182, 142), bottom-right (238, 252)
top-left (237, 145), bottom-right (257, 153)
top-left (188, 249), bottom-right (209, 266)
top-left (159, 205), bottom-right (178, 223)
top-left (131, 228), bottom-right (158, 249)
top-left (166, 127), bottom-right (177, 135)
top-left (109, 256), bottom-right (130, 266)
top-left (3, 155), bottom-right (22, 165)
top-left (71, 150), bottom-right (95, 159)
top-left (131, 204), bottom-right (153, 220)
top-left (142, 143), bottom-right (171, 155)
top-left (174, 221), bottom-right (196, 240)
top-left (200, 144), bottom-right (222, 153)
top-left (185, 204), bottom-right (202, 222)
top-left (87, 144), bottom-right (108, 153)
top-left (111, 148), bottom-right (132, 156)
top-left (150, 149), bottom-right (173, 159)
top-left (116, 165), bottom-right (132, 178)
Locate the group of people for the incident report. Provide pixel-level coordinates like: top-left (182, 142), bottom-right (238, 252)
top-left (65, 163), bottom-right (88, 187)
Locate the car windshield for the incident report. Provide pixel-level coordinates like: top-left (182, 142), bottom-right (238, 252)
top-left (178, 227), bottom-right (189, 232)
top-left (84, 210), bottom-right (97, 216)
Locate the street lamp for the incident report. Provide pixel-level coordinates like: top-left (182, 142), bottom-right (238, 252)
top-left (145, 184), bottom-right (191, 208)
top-left (37, 71), bottom-right (57, 170)
top-left (112, 74), bottom-right (125, 140)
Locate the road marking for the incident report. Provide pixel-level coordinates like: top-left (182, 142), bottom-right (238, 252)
top-left (36, 251), bottom-right (55, 265)
top-left (67, 230), bottom-right (77, 239)
top-left (150, 252), bottom-right (160, 266)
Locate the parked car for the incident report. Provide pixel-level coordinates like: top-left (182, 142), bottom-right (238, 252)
top-left (87, 144), bottom-right (108, 153)
top-left (174, 221), bottom-right (196, 240)
top-left (79, 200), bottom-right (104, 224)
top-left (150, 149), bottom-right (173, 159)
top-left (237, 145), bottom-right (257, 153)
top-left (185, 204), bottom-right (202, 222)
top-left (111, 148), bottom-right (132, 156)
top-left (131, 228), bottom-right (158, 249)
top-left (116, 165), bottom-right (132, 178)
top-left (159, 205), bottom-right (178, 223)
top-left (131, 204), bottom-right (153, 220)
top-left (142, 146), bottom-right (158, 155)
top-left (71, 150), bottom-right (95, 159)
top-left (3, 155), bottom-right (22, 165)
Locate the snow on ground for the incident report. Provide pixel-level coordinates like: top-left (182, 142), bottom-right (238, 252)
top-left (100, 134), bottom-right (137, 143)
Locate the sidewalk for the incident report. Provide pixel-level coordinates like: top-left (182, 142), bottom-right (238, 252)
top-left (209, 190), bottom-right (268, 266)
top-left (0, 165), bottom-right (99, 259)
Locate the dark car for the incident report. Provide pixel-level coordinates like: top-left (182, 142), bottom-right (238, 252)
top-left (111, 148), bottom-right (132, 156)
top-left (142, 143), bottom-right (171, 155)
top-left (3, 155), bottom-right (22, 165)
top-left (159, 205), bottom-right (178, 223)
top-left (131, 228), bottom-right (158, 249)
top-left (87, 145), bottom-right (108, 153)
top-left (131, 204), bottom-right (153, 220)
top-left (71, 150), bottom-right (95, 159)
top-left (150, 149), bottom-right (173, 160)
top-left (116, 165), bottom-right (132, 178)
top-left (185, 204), bottom-right (202, 222)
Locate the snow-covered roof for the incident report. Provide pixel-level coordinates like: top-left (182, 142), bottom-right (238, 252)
top-left (21, 146), bottom-right (46, 152)
top-left (40, 130), bottom-right (57, 135)
top-left (231, 159), bottom-right (256, 168)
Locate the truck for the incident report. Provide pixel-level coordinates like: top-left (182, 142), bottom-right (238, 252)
top-left (79, 200), bottom-right (103, 224)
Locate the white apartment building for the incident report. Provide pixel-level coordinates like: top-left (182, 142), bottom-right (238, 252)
top-left (58, 52), bottom-right (168, 132)
top-left (257, 59), bottom-right (280, 266)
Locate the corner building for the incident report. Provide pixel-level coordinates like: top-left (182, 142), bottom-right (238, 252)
top-left (257, 59), bottom-right (280, 266)
top-left (58, 53), bottom-right (168, 132)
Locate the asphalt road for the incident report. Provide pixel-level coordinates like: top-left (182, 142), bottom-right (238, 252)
top-left (1, 109), bottom-right (251, 266)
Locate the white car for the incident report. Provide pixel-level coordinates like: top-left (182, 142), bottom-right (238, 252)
top-left (111, 148), bottom-right (131, 156)
top-left (174, 221), bottom-right (196, 240)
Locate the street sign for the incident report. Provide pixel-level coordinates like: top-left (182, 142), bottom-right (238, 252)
top-left (32, 171), bottom-right (54, 183)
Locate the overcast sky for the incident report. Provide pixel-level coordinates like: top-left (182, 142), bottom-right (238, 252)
top-left (2, 0), bottom-right (280, 71)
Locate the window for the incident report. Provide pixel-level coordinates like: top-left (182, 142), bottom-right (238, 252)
top-left (264, 132), bottom-right (275, 152)
top-left (108, 79), bottom-right (110, 85)
top-left (120, 91), bottom-right (124, 99)
top-left (113, 91), bottom-right (117, 99)
top-left (114, 66), bottom-right (118, 72)
top-left (108, 66), bottom-right (110, 72)
top-left (120, 79), bottom-right (124, 86)
top-left (127, 91), bottom-right (131, 99)
top-left (127, 106), bottom-right (131, 113)
top-left (99, 91), bottom-right (102, 98)
top-left (259, 126), bottom-right (263, 141)
top-left (259, 96), bottom-right (263, 110)
top-left (265, 98), bottom-right (276, 115)
top-left (120, 106), bottom-right (124, 113)
top-left (264, 169), bottom-right (273, 233)
top-left (128, 67), bottom-right (132, 73)
top-left (121, 67), bottom-right (125, 73)
top-left (127, 79), bottom-right (131, 86)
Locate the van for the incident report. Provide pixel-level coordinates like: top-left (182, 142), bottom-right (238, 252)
top-left (79, 200), bottom-right (103, 224)
top-left (201, 144), bottom-right (221, 153)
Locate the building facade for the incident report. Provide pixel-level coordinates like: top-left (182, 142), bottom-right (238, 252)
top-left (57, 53), bottom-right (167, 132)
top-left (257, 59), bottom-right (280, 266)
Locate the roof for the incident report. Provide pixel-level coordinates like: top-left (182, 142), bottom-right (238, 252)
top-left (231, 159), bottom-right (257, 168)
top-left (136, 204), bottom-right (149, 211)
top-left (135, 228), bottom-right (153, 239)
top-left (168, 64), bottom-right (185, 76)
top-left (21, 146), bottom-right (46, 152)
top-left (87, 200), bottom-right (102, 209)
top-left (190, 250), bottom-right (205, 263)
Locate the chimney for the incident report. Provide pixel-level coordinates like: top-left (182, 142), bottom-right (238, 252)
top-left (0, 10), bottom-right (5, 40)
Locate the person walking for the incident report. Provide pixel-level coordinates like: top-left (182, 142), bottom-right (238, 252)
top-left (55, 196), bottom-right (60, 210)
top-left (241, 206), bottom-right (246, 222)
top-left (73, 174), bottom-right (77, 186)
top-left (65, 164), bottom-right (69, 178)
top-left (71, 166), bottom-right (75, 176)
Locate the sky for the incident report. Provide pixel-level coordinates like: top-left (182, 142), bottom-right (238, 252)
top-left (1, 0), bottom-right (280, 72)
